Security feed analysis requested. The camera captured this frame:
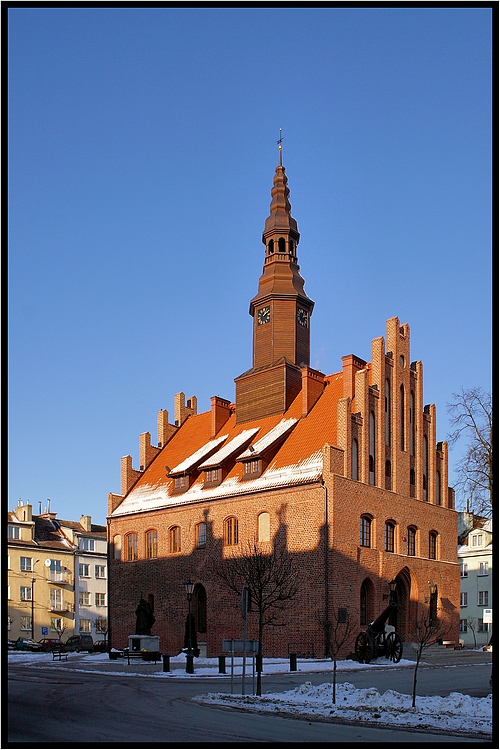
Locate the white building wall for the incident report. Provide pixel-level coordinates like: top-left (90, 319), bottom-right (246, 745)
top-left (458, 517), bottom-right (492, 648)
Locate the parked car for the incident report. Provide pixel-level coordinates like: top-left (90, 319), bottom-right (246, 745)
top-left (93, 640), bottom-right (108, 652)
top-left (14, 637), bottom-right (43, 652)
top-left (7, 639), bottom-right (16, 650)
top-left (37, 638), bottom-right (65, 652)
top-left (64, 634), bottom-right (94, 652)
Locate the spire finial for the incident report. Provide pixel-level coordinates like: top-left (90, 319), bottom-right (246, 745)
top-left (277, 128), bottom-right (283, 167)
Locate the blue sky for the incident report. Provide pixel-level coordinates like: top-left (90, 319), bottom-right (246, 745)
top-left (8, 6), bottom-right (492, 525)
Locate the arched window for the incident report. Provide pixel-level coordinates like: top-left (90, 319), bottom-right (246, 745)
top-left (145, 530), bottom-right (158, 559)
top-left (360, 515), bottom-right (372, 548)
top-left (169, 526), bottom-right (181, 554)
top-left (385, 521), bottom-right (395, 553)
top-left (196, 522), bottom-right (207, 548)
top-left (436, 471), bottom-right (441, 505)
top-left (410, 391), bottom-right (415, 456)
top-left (429, 531), bottom-right (438, 560)
top-left (268, 239), bottom-right (274, 255)
top-left (194, 584), bottom-right (207, 633)
top-left (423, 435), bottom-right (428, 501)
top-left (224, 517), bottom-right (239, 546)
top-left (385, 379), bottom-right (391, 446)
top-left (369, 411), bottom-right (376, 485)
top-left (400, 384), bottom-right (405, 450)
top-left (113, 535), bottom-right (121, 560)
top-left (125, 533), bottom-right (138, 561)
top-left (258, 512), bottom-right (270, 542)
top-left (407, 526), bottom-right (416, 556)
top-left (278, 237), bottom-right (286, 253)
top-left (351, 438), bottom-right (358, 480)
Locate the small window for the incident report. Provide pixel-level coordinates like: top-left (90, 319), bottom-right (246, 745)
top-left (258, 512), bottom-right (270, 542)
top-left (20, 616), bottom-right (32, 631)
top-left (196, 522), bottom-right (207, 548)
top-left (95, 565), bottom-right (106, 579)
top-left (174, 475), bottom-right (189, 492)
top-left (95, 593), bottom-right (106, 607)
top-left (50, 617), bottom-right (63, 631)
top-left (20, 557), bottom-right (32, 572)
top-left (8, 525), bottom-right (20, 540)
top-left (278, 237), bottom-right (286, 252)
top-left (79, 618), bottom-right (91, 633)
top-left (95, 617), bottom-right (107, 632)
top-left (460, 592), bottom-right (468, 607)
top-left (407, 527), bottom-right (416, 556)
top-left (169, 526), bottom-right (181, 554)
top-left (224, 517), bottom-right (239, 546)
top-left (360, 516), bottom-right (372, 548)
top-left (471, 534), bottom-right (483, 547)
top-left (268, 239), bottom-right (274, 255)
top-left (478, 591), bottom-right (489, 606)
top-left (125, 533), bottom-right (138, 561)
top-left (384, 521), bottom-right (395, 553)
top-left (81, 538), bottom-right (95, 552)
top-left (460, 563), bottom-right (468, 577)
top-left (79, 592), bottom-right (91, 606)
top-left (204, 468), bottom-right (220, 485)
top-left (478, 619), bottom-right (489, 632)
top-left (49, 588), bottom-right (63, 610)
top-left (479, 562), bottom-right (488, 576)
top-left (351, 438), bottom-right (358, 480)
top-left (243, 460), bottom-right (261, 478)
top-left (146, 530), bottom-right (158, 559)
top-left (79, 563), bottom-right (90, 577)
top-left (459, 619), bottom-right (468, 632)
top-left (429, 531), bottom-right (438, 560)
top-left (20, 586), bottom-right (32, 601)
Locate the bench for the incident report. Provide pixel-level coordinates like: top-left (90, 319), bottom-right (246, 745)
top-left (52, 649), bottom-right (68, 661)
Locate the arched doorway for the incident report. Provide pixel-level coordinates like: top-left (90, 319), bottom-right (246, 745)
top-left (360, 578), bottom-right (375, 626)
top-left (194, 584), bottom-right (207, 657)
top-left (388, 567), bottom-right (412, 638)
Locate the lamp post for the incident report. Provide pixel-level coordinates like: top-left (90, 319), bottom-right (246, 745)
top-left (30, 559), bottom-right (40, 641)
top-left (389, 579), bottom-right (397, 602)
top-left (184, 578), bottom-right (195, 674)
top-left (429, 583), bottom-right (437, 625)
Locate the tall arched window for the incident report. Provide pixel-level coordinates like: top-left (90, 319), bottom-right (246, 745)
top-left (145, 530), bottom-right (158, 559)
top-left (429, 531), bottom-right (438, 560)
top-left (407, 526), bottom-right (416, 556)
top-left (169, 526), bottom-right (181, 554)
top-left (369, 411), bottom-right (376, 485)
top-left (400, 384), bottom-right (405, 450)
top-left (268, 239), bottom-right (274, 255)
top-left (423, 435), bottom-right (428, 501)
top-left (125, 533), bottom-right (138, 561)
top-left (385, 379), bottom-right (391, 446)
top-left (384, 520), bottom-right (395, 553)
top-left (360, 579), bottom-right (372, 626)
top-left (113, 535), bottom-right (121, 560)
top-left (360, 515), bottom-right (372, 548)
top-left (196, 522), bottom-right (207, 547)
top-left (258, 512), bottom-right (270, 542)
top-left (436, 471), bottom-right (441, 506)
top-left (224, 517), bottom-right (239, 546)
top-left (410, 391), bottom-right (415, 456)
top-left (351, 438), bottom-right (358, 480)
top-left (194, 584), bottom-right (207, 633)
top-left (278, 237), bottom-right (286, 253)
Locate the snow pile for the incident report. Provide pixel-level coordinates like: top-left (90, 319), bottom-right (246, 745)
top-left (195, 681), bottom-right (492, 737)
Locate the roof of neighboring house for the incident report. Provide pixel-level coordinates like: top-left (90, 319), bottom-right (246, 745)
top-left (111, 371), bottom-right (346, 517)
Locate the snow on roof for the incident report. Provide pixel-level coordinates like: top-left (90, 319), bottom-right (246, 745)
top-left (110, 451), bottom-right (323, 517)
top-left (238, 418), bottom-right (297, 459)
top-left (169, 435), bottom-right (228, 475)
top-left (199, 428), bottom-right (259, 469)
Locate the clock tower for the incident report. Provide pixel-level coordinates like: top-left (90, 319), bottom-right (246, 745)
top-left (235, 149), bottom-right (315, 423)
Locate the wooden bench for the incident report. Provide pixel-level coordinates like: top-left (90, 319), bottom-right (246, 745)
top-left (52, 649), bottom-right (68, 661)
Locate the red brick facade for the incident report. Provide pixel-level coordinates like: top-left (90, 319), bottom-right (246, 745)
top-left (107, 161), bottom-right (459, 658)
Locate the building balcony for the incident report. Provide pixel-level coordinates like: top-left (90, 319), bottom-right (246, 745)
top-left (46, 572), bottom-right (72, 584)
top-left (47, 602), bottom-right (74, 613)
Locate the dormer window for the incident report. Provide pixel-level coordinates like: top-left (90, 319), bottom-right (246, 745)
top-left (243, 459), bottom-right (261, 478)
top-left (173, 475), bottom-right (189, 493)
top-left (204, 468), bottom-right (221, 487)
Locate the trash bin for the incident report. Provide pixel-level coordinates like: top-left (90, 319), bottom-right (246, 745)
top-left (218, 655), bottom-right (226, 674)
top-left (162, 654), bottom-right (170, 672)
top-left (289, 653), bottom-right (297, 671)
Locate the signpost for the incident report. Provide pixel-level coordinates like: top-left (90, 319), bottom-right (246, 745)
top-left (222, 639), bottom-right (260, 695)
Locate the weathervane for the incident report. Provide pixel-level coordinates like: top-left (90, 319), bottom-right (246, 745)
top-left (277, 128), bottom-right (283, 166)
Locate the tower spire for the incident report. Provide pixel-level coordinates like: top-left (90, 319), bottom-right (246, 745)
top-left (277, 128), bottom-right (283, 167)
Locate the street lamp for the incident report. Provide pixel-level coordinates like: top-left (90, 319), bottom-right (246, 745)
top-left (184, 578), bottom-right (195, 674)
top-left (429, 582), bottom-right (437, 596)
top-left (389, 580), bottom-right (397, 602)
top-left (31, 559), bottom-right (40, 640)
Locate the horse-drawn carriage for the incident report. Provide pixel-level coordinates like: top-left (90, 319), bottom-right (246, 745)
top-left (354, 600), bottom-right (403, 663)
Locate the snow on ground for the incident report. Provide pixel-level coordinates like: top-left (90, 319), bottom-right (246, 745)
top-left (8, 651), bottom-right (492, 738)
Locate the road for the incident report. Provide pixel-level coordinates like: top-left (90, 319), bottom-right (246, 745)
top-left (7, 660), bottom-right (492, 745)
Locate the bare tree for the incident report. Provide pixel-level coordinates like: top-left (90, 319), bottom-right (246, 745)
top-left (317, 607), bottom-right (353, 704)
top-left (53, 620), bottom-right (67, 641)
top-left (409, 612), bottom-right (451, 708)
top-left (212, 540), bottom-right (299, 696)
top-left (466, 616), bottom-right (478, 649)
top-left (448, 387), bottom-right (492, 516)
top-left (93, 617), bottom-right (109, 646)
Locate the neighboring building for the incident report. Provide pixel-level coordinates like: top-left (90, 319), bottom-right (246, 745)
top-left (107, 156), bottom-right (460, 657)
top-left (7, 502), bottom-right (106, 643)
top-left (458, 512), bottom-right (493, 648)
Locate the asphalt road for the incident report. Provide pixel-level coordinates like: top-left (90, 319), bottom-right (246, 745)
top-left (7, 660), bottom-right (493, 746)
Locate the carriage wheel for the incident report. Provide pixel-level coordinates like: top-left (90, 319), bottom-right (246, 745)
top-left (355, 632), bottom-right (374, 664)
top-left (386, 631), bottom-right (403, 663)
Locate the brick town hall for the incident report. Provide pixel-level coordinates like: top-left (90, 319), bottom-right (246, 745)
top-left (107, 152), bottom-right (459, 657)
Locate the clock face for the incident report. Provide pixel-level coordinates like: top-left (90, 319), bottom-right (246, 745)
top-left (297, 307), bottom-right (308, 328)
top-left (257, 306), bottom-right (271, 325)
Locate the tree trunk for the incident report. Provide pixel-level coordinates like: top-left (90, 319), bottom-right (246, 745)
top-left (412, 652), bottom-right (421, 708)
top-left (256, 615), bottom-right (264, 696)
top-left (332, 659), bottom-right (337, 704)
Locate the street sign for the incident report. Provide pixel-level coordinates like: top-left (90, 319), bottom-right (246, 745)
top-left (483, 608), bottom-right (493, 624)
top-left (42, 627), bottom-right (48, 635)
top-left (222, 639), bottom-right (260, 653)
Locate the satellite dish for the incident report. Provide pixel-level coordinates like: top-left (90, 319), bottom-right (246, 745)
top-left (45, 559), bottom-right (52, 567)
